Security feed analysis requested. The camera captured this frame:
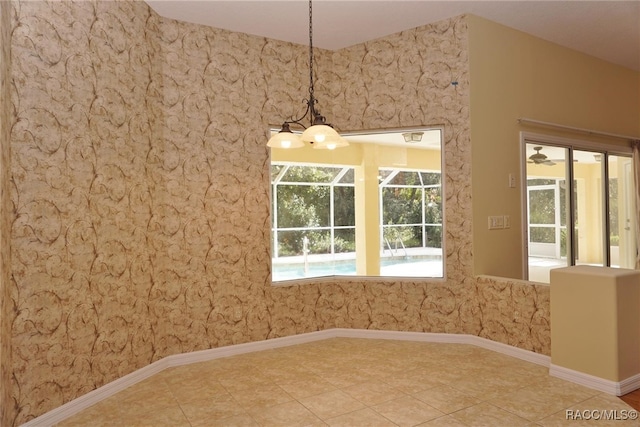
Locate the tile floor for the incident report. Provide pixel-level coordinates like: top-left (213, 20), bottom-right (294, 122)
top-left (57, 338), bottom-right (638, 426)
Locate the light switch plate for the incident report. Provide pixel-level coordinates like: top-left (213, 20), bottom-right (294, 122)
top-left (488, 215), bottom-right (504, 229)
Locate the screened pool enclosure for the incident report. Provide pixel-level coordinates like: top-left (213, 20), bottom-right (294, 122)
top-left (271, 163), bottom-right (443, 281)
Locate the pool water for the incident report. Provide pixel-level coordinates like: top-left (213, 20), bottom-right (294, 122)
top-left (273, 257), bottom-right (443, 281)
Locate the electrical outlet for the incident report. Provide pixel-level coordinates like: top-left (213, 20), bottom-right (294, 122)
top-left (503, 215), bottom-right (511, 228)
top-left (508, 173), bottom-right (516, 188)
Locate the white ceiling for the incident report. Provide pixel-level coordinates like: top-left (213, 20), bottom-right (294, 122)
top-left (146, 0), bottom-right (640, 71)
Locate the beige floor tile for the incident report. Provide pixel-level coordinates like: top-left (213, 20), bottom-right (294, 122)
top-left (317, 368), bottom-right (374, 388)
top-left (161, 362), bottom-right (228, 385)
top-left (165, 374), bottom-right (228, 404)
top-left (358, 362), bottom-right (413, 379)
top-left (449, 402), bottom-right (532, 427)
top-left (179, 392), bottom-right (246, 425)
top-left (51, 338), bottom-right (634, 427)
top-left (413, 384), bottom-right (481, 413)
top-left (202, 359), bottom-right (262, 379)
top-left (416, 414), bottom-right (468, 426)
top-left (114, 378), bottom-right (180, 416)
top-left (421, 368), bottom-right (468, 384)
top-left (228, 383), bottom-right (295, 409)
top-left (55, 401), bottom-right (128, 427)
top-left (59, 404), bottom-right (190, 427)
top-left (325, 408), bottom-right (397, 427)
top-left (261, 364), bottom-right (317, 383)
top-left (515, 375), bottom-right (601, 418)
top-left (209, 413), bottom-right (261, 427)
top-left (488, 383), bottom-right (598, 421)
top-left (248, 400), bottom-right (325, 427)
top-left (111, 405), bottom-right (191, 427)
top-left (447, 371), bottom-right (531, 400)
top-left (343, 380), bottom-right (407, 406)
top-left (278, 375), bottom-right (338, 399)
top-left (381, 368), bottom-right (444, 394)
top-left (218, 371), bottom-right (274, 393)
top-left (299, 390), bottom-right (366, 419)
top-left (496, 357), bottom-right (549, 377)
top-left (372, 396), bottom-right (444, 427)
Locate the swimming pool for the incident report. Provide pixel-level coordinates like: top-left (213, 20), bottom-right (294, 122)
top-left (272, 256), bottom-right (443, 281)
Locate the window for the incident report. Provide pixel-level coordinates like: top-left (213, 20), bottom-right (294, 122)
top-left (271, 165), bottom-right (355, 280)
top-left (523, 138), bottom-right (636, 283)
top-left (380, 170), bottom-right (443, 277)
top-left (270, 129), bottom-right (443, 282)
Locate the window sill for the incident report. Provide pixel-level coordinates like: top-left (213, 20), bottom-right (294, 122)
top-left (271, 274), bottom-right (447, 287)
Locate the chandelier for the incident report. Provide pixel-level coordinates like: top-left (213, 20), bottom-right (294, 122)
top-left (267, 0), bottom-right (349, 150)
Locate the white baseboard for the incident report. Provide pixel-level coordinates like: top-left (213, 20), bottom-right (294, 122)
top-left (21, 357), bottom-right (171, 427)
top-left (23, 329), bottom-right (549, 426)
top-left (550, 364), bottom-right (640, 396)
top-left (164, 329), bottom-right (336, 367)
top-left (331, 328), bottom-right (551, 367)
top-left (620, 373), bottom-right (640, 395)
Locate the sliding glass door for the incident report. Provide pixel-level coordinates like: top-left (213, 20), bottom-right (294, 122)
top-left (525, 144), bottom-right (569, 282)
top-left (524, 141), bottom-right (636, 283)
top-left (573, 149), bottom-right (604, 267)
top-left (608, 155), bottom-right (636, 268)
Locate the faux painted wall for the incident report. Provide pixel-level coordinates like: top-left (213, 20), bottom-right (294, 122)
top-left (10, 1), bottom-right (163, 423)
top-left (1, 1), bottom-right (13, 426)
top-left (6, 1), bottom-right (549, 424)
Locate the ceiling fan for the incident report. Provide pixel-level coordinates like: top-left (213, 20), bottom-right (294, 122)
top-left (528, 146), bottom-right (557, 166)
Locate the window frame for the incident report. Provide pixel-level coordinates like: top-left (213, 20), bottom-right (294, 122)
top-left (520, 131), bottom-right (635, 281)
top-left (269, 127), bottom-right (446, 286)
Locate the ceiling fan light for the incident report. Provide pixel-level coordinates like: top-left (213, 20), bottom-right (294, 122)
top-left (402, 132), bottom-right (424, 143)
top-left (267, 124), bottom-right (304, 149)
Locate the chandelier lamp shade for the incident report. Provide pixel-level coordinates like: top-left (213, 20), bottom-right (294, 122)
top-left (266, 123), bottom-right (305, 149)
top-left (267, 0), bottom-right (349, 151)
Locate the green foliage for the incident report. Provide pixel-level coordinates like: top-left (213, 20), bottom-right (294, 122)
top-left (383, 223), bottom-right (414, 245)
top-left (529, 189), bottom-right (556, 224)
top-left (309, 233), bottom-right (355, 254)
top-left (530, 227), bottom-right (555, 243)
top-left (273, 164), bottom-right (443, 257)
top-left (382, 184), bottom-right (442, 248)
top-left (277, 185), bottom-right (329, 228)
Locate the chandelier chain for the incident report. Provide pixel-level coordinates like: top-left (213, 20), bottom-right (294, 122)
top-left (308, 0), bottom-right (314, 98)
top-left (266, 0), bottom-right (348, 149)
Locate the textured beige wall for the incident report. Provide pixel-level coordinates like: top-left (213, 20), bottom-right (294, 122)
top-left (6, 2), bottom-right (550, 424)
top-left (1, 1), bottom-right (13, 426)
top-left (10, 1), bottom-right (163, 423)
top-left (476, 276), bottom-right (549, 352)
